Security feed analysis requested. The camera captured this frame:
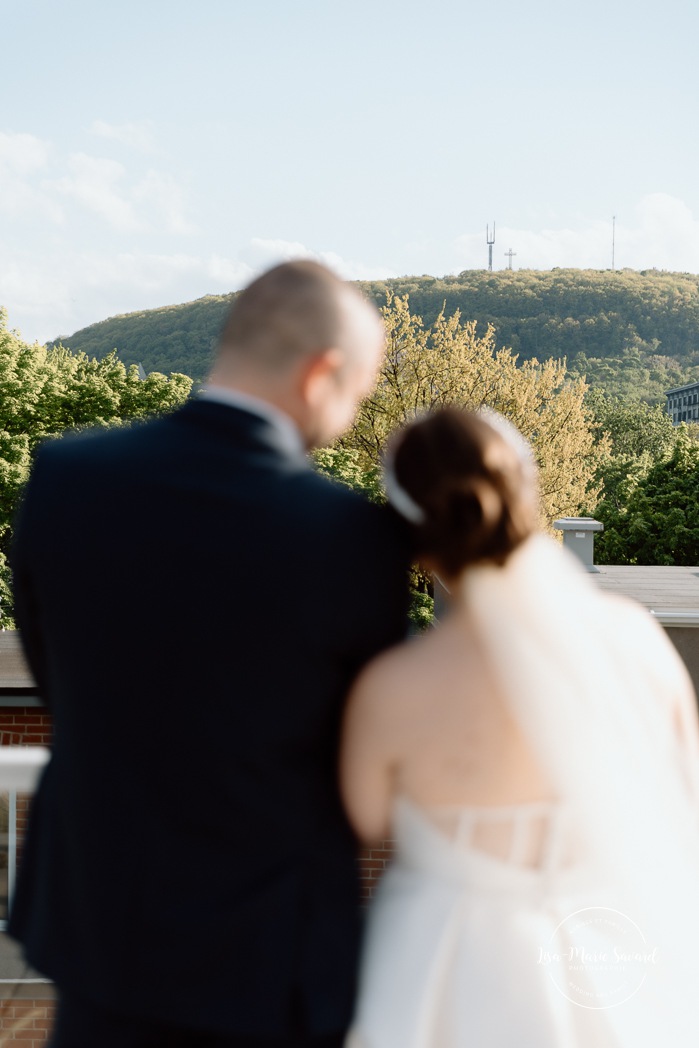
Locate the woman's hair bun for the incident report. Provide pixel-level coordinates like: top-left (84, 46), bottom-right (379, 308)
top-left (447, 477), bottom-right (502, 534)
top-left (391, 407), bottom-right (538, 574)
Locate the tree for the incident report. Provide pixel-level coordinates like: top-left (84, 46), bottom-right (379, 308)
top-left (56, 268), bottom-right (699, 397)
top-left (585, 393), bottom-right (690, 564)
top-left (0, 553), bottom-right (14, 628)
top-left (0, 309), bottom-right (193, 623)
top-left (587, 391), bottom-right (677, 462)
top-left (311, 447), bottom-right (382, 503)
top-left (342, 294), bottom-right (606, 529)
top-left (587, 392), bottom-right (677, 521)
top-left (595, 428), bottom-right (699, 565)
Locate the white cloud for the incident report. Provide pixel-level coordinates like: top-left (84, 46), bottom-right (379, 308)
top-left (0, 131), bottom-right (63, 223)
top-left (314, 249), bottom-right (397, 282)
top-left (245, 238), bottom-right (397, 281)
top-left (0, 131), bottom-right (49, 173)
top-left (0, 255), bottom-right (75, 336)
top-left (454, 221), bottom-right (615, 271)
top-left (133, 170), bottom-right (198, 235)
top-left (52, 153), bottom-right (141, 231)
top-left (89, 119), bottom-right (155, 153)
top-left (0, 125), bottom-right (198, 235)
top-left (625, 194), bottom-right (699, 272)
top-left (0, 249), bottom-right (213, 341)
top-left (452, 195), bottom-right (699, 274)
top-left (6, 193), bottom-right (697, 351)
top-left (47, 153), bottom-right (199, 235)
top-left (0, 240), bottom-right (395, 345)
top-left (206, 255), bottom-right (254, 286)
top-left (245, 238), bottom-right (315, 266)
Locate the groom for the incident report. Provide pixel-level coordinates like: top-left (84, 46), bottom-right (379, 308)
top-left (10, 261), bottom-right (411, 1047)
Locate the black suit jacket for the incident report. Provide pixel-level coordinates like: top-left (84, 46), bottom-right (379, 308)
top-left (9, 399), bottom-right (410, 1036)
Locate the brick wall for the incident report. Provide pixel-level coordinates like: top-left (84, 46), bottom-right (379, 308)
top-left (0, 705), bottom-right (54, 1047)
top-left (0, 999), bottom-right (55, 1047)
top-left (0, 710), bottom-right (52, 750)
top-left (358, 840), bottom-right (395, 903)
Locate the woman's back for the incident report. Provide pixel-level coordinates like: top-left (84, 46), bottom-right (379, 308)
top-left (342, 408), bottom-right (699, 1046)
top-left (376, 612), bottom-right (557, 810)
top-left (344, 542), bottom-right (699, 1048)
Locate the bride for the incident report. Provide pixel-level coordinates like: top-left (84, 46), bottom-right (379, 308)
top-left (340, 407), bottom-right (699, 1048)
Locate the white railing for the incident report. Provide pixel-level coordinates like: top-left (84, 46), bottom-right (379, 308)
top-left (0, 748), bottom-right (49, 946)
top-left (650, 609), bottom-right (699, 628)
top-left (0, 748), bottom-right (49, 792)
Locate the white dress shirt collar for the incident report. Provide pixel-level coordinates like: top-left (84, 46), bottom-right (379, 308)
top-left (199, 385), bottom-right (305, 457)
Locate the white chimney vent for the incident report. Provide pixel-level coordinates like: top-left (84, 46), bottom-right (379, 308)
top-left (553, 517), bottom-right (604, 571)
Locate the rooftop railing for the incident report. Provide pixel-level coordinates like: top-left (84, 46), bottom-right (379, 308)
top-left (0, 750), bottom-right (49, 794)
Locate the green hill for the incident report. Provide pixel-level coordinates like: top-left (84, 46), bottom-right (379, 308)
top-left (50, 268), bottom-right (699, 402)
top-left (50, 293), bottom-right (235, 382)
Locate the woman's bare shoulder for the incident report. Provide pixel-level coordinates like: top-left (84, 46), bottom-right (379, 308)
top-left (348, 628), bottom-right (445, 717)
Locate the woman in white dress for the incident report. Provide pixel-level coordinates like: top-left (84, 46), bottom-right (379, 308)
top-left (340, 407), bottom-right (699, 1048)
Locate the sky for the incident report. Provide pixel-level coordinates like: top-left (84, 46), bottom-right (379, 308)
top-left (2, 0), bottom-right (699, 345)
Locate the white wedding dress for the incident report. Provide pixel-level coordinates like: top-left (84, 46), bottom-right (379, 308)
top-left (347, 537), bottom-right (699, 1048)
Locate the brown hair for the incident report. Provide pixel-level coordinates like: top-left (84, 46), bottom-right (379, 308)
top-left (392, 407), bottom-right (538, 574)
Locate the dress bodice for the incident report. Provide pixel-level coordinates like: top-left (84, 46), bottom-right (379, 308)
top-left (391, 795), bottom-right (588, 901)
top-left (416, 798), bottom-right (568, 868)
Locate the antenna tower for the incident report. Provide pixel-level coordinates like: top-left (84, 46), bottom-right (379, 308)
top-left (486, 223), bottom-right (495, 271)
top-left (612, 215), bottom-right (616, 270)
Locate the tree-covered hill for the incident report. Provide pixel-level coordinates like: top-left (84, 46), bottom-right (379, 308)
top-left (50, 293), bottom-right (235, 382)
top-left (50, 268), bottom-right (699, 401)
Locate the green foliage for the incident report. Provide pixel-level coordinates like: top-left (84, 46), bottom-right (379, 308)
top-left (568, 340), bottom-right (699, 405)
top-left (362, 268), bottom-right (699, 378)
top-left (0, 430), bottom-right (31, 554)
top-left (49, 294), bottom-right (234, 382)
top-left (344, 294), bottom-right (605, 529)
top-left (51, 269), bottom-right (699, 397)
top-left (408, 590), bottom-right (434, 631)
top-left (0, 552), bottom-right (15, 629)
top-left (0, 313), bottom-right (192, 452)
top-left (587, 392), bottom-right (675, 516)
top-left (311, 447), bottom-right (382, 502)
top-left (587, 390), bottom-right (677, 462)
top-left (594, 427), bottom-right (699, 565)
top-left (585, 393), bottom-right (685, 563)
top-left (0, 309), bottom-right (193, 621)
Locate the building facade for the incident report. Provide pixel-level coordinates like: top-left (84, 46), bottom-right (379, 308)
top-left (666, 381), bottom-right (699, 424)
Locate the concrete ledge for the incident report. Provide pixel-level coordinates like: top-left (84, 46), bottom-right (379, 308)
top-left (0, 933), bottom-right (53, 995)
top-left (0, 980), bottom-right (55, 999)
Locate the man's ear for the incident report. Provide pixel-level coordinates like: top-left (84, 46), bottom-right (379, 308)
top-left (299, 347), bottom-right (345, 409)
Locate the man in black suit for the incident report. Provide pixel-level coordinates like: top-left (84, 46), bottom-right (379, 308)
top-left (10, 261), bottom-right (411, 1047)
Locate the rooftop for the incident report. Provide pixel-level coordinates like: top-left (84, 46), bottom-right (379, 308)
top-left (665, 380), bottom-right (699, 396)
top-left (592, 564), bottom-right (699, 611)
top-left (0, 633), bottom-right (34, 691)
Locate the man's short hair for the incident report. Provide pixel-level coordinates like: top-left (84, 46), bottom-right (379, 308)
top-left (218, 260), bottom-right (354, 370)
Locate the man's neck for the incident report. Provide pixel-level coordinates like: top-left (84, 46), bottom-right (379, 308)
top-left (200, 384), bottom-right (306, 456)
